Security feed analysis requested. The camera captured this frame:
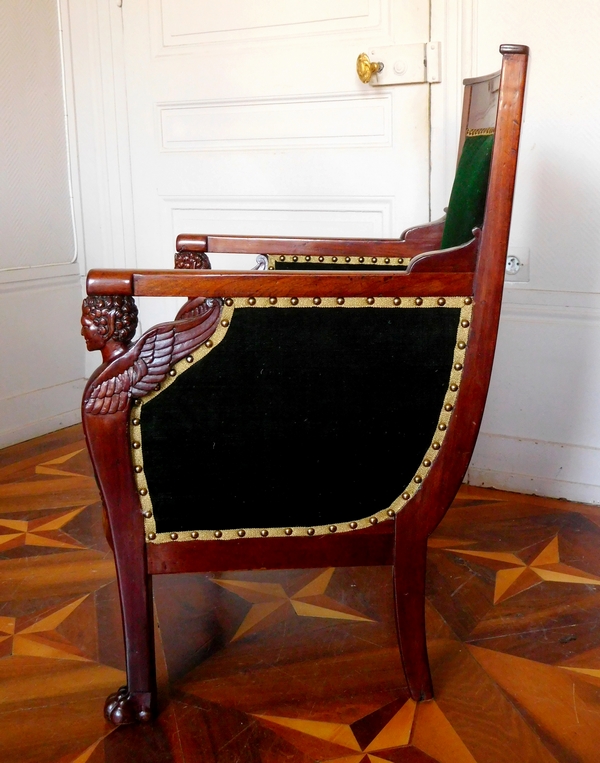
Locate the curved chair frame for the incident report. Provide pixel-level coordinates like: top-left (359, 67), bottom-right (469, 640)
top-left (81, 45), bottom-right (528, 725)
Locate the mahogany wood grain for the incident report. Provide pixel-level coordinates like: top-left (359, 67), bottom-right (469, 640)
top-left (147, 523), bottom-right (394, 575)
top-left (175, 230), bottom-right (444, 259)
top-left (87, 270), bottom-right (475, 298)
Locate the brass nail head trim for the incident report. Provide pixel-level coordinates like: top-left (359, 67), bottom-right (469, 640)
top-left (186, 355), bottom-right (194, 363)
top-left (450, 384), bottom-right (458, 392)
top-left (437, 298), bottom-right (446, 306)
top-left (132, 441), bottom-right (141, 449)
top-left (387, 509), bottom-right (395, 517)
top-left (205, 340), bottom-right (213, 348)
top-left (134, 465), bottom-right (143, 473)
top-left (366, 297), bottom-right (375, 305)
top-left (260, 529), bottom-right (269, 537)
top-left (414, 476), bottom-right (423, 484)
top-left (384, 258), bottom-right (390, 264)
top-left (345, 257), bottom-right (351, 263)
top-left (279, 255), bottom-right (285, 261)
top-left (143, 510), bottom-right (152, 518)
top-left (464, 297), bottom-right (473, 305)
top-left (148, 532), bottom-right (156, 540)
top-left (139, 488), bottom-right (148, 496)
top-left (461, 320), bottom-right (470, 327)
top-left (225, 298), bottom-right (234, 306)
top-left (307, 528), bottom-right (315, 536)
top-left (393, 297), bottom-right (401, 306)
top-left (132, 418), bottom-right (140, 426)
top-left (349, 521), bottom-right (358, 529)
top-left (329, 525), bottom-right (337, 533)
top-left (292, 255), bottom-right (298, 262)
top-left (221, 319), bottom-right (229, 327)
top-left (269, 297), bottom-right (277, 305)
top-left (457, 341), bottom-right (466, 349)
top-left (454, 363), bottom-right (463, 371)
top-left (438, 423), bottom-right (447, 431)
top-left (371, 257), bottom-right (378, 263)
top-left (191, 531), bottom-right (199, 539)
top-left (444, 403), bottom-right (454, 412)
top-left (423, 459), bottom-right (431, 467)
top-left (285, 528), bottom-right (293, 535)
top-left (305, 256), bottom-right (311, 262)
top-left (237, 529), bottom-right (246, 537)
top-left (415, 298), bottom-right (423, 306)
top-left (369, 517), bottom-right (378, 524)
top-left (170, 532), bottom-right (178, 540)
top-left (432, 442), bottom-right (441, 450)
top-left (214, 530), bottom-right (223, 538)
top-left (290, 297), bottom-right (299, 305)
top-left (318, 256), bottom-right (325, 262)
top-left (168, 369), bottom-right (176, 377)
top-left (248, 297), bottom-right (256, 306)
top-left (337, 297), bottom-right (345, 305)
top-left (332, 257), bottom-right (338, 262)
top-left (402, 492), bottom-right (410, 500)
top-left (313, 297), bottom-right (321, 305)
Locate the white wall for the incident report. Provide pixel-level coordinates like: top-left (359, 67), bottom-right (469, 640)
top-left (462, 0), bottom-right (600, 501)
top-left (62, 0), bottom-right (600, 504)
top-left (0, 0), bottom-right (85, 448)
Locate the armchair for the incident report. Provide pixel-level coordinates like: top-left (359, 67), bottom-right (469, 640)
top-left (81, 44), bottom-right (528, 725)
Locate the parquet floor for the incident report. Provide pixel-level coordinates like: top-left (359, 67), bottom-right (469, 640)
top-left (2, 426), bottom-right (600, 762)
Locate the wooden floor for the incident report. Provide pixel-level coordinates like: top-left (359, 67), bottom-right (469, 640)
top-left (2, 426), bottom-right (600, 762)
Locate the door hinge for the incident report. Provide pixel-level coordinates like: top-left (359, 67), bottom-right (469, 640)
top-left (364, 42), bottom-right (441, 86)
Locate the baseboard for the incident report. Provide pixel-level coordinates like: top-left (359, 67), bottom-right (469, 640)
top-left (0, 379), bottom-right (85, 449)
top-left (466, 432), bottom-right (600, 505)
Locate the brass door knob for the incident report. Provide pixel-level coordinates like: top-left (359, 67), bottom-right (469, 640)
top-left (356, 53), bottom-right (384, 83)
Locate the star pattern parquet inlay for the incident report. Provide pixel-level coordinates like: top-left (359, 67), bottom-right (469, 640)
top-left (2, 425), bottom-right (600, 761)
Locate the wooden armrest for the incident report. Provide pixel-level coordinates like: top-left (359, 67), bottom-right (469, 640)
top-left (175, 220), bottom-right (446, 260)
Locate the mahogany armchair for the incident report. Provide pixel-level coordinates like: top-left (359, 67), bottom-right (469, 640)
top-left (81, 44), bottom-right (528, 725)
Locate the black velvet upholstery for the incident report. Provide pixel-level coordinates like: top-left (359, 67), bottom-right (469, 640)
top-left (140, 307), bottom-right (460, 534)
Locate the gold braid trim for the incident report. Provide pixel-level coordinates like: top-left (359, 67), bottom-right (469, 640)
top-left (267, 254), bottom-right (409, 269)
top-left (465, 127), bottom-right (495, 137)
top-left (132, 297), bottom-right (473, 543)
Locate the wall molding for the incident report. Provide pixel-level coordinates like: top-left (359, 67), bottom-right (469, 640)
top-left (0, 378), bottom-right (84, 450)
top-left (467, 432), bottom-right (600, 505)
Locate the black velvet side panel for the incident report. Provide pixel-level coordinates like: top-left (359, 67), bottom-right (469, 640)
top-left (141, 307), bottom-right (460, 533)
top-left (274, 262), bottom-right (408, 272)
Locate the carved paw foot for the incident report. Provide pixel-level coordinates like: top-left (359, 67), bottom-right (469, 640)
top-left (104, 686), bottom-right (153, 725)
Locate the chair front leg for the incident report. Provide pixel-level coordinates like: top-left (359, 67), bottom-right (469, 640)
top-left (84, 410), bottom-right (157, 724)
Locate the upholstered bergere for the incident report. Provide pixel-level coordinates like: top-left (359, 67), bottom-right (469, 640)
top-left (81, 45), bottom-right (529, 726)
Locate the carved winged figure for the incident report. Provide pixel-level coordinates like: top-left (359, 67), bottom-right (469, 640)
top-left (82, 296), bottom-right (222, 415)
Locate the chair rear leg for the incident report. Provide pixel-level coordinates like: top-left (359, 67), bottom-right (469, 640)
top-left (393, 517), bottom-right (433, 701)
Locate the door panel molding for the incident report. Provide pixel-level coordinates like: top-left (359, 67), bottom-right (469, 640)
top-left (154, 0), bottom-right (389, 52)
top-left (159, 93), bottom-right (392, 152)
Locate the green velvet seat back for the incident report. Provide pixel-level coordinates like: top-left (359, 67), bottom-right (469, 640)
top-left (136, 303), bottom-right (466, 538)
top-left (439, 133), bottom-right (494, 249)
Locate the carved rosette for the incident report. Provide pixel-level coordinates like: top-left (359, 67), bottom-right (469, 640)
top-left (174, 250), bottom-right (210, 270)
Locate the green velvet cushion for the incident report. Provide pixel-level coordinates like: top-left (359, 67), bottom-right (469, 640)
top-left (440, 133), bottom-right (494, 250)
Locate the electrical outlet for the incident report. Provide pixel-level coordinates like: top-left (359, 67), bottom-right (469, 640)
top-left (505, 246), bottom-right (530, 283)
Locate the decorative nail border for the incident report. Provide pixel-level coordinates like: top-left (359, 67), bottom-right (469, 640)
top-left (132, 297), bottom-right (473, 543)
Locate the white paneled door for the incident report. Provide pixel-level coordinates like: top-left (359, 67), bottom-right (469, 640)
top-left (122, 0), bottom-right (432, 322)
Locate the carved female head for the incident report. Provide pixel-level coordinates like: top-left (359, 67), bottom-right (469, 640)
top-left (81, 295), bottom-right (138, 353)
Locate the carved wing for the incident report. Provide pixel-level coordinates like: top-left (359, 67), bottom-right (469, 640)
top-left (84, 299), bottom-right (221, 415)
